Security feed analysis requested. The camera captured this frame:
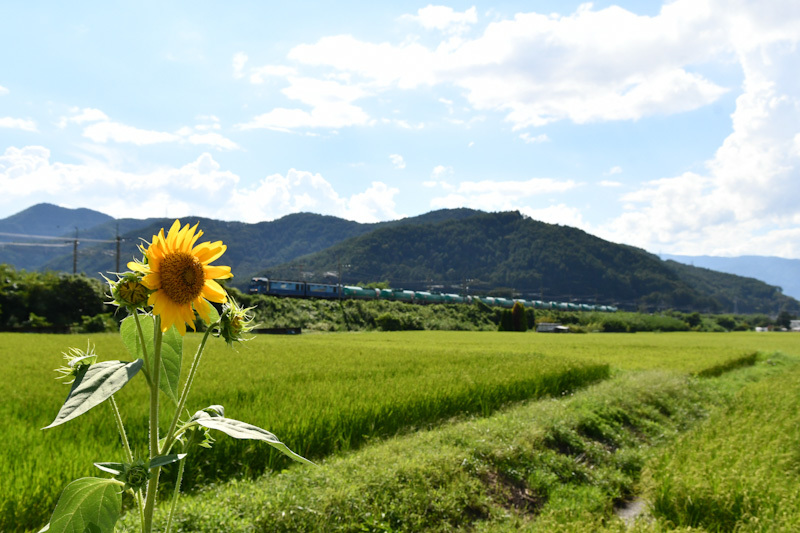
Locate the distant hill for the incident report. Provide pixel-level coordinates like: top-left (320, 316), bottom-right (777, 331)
top-left (0, 204), bottom-right (116, 271)
top-left (661, 254), bottom-right (800, 301)
top-left (260, 211), bottom-right (799, 314)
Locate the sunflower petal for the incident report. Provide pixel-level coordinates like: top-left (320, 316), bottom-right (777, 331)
top-left (201, 279), bottom-right (228, 303)
top-left (141, 272), bottom-right (161, 290)
top-left (193, 297), bottom-right (212, 323)
top-left (165, 220), bottom-right (183, 250)
top-left (193, 242), bottom-right (227, 265)
top-left (128, 261), bottom-right (148, 273)
top-left (203, 265), bottom-right (232, 281)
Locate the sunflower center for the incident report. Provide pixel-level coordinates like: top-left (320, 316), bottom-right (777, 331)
top-left (160, 252), bottom-right (205, 305)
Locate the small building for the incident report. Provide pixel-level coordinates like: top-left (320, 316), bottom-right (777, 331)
top-left (790, 320), bottom-right (800, 332)
top-left (536, 322), bottom-right (570, 333)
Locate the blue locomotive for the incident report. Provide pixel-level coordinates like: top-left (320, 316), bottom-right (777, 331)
top-left (248, 277), bottom-right (617, 312)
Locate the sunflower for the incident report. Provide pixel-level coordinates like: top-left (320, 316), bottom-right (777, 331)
top-left (128, 220), bottom-right (232, 335)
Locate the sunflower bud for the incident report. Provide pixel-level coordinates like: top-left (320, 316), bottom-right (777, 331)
top-left (215, 298), bottom-right (257, 346)
top-left (55, 342), bottom-right (98, 384)
top-left (118, 459), bottom-right (151, 492)
top-left (108, 272), bottom-right (152, 312)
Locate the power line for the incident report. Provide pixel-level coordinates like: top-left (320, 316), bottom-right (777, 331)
top-left (0, 242), bottom-right (71, 247)
top-left (0, 231), bottom-right (119, 243)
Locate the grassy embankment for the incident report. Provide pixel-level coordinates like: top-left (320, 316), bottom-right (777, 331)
top-left (3, 331), bottom-right (798, 531)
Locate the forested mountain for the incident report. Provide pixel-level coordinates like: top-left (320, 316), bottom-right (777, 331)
top-left (663, 260), bottom-right (792, 315)
top-left (0, 204), bottom-right (118, 271)
top-left (2, 204), bottom-right (798, 314)
top-left (260, 211), bottom-right (799, 314)
top-left (2, 204), bottom-right (481, 285)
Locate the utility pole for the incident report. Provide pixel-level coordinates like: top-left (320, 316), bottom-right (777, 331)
top-left (115, 225), bottom-right (121, 273)
top-left (73, 227), bottom-right (78, 274)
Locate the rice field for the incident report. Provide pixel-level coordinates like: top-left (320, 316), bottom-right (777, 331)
top-left (2, 330), bottom-right (798, 531)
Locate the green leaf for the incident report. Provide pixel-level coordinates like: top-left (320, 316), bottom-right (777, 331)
top-left (149, 453), bottom-right (187, 469)
top-left (47, 477), bottom-right (121, 533)
top-left (204, 302), bottom-right (220, 326)
top-left (159, 325), bottom-right (183, 404)
top-left (120, 314), bottom-right (182, 404)
top-left (43, 360), bottom-right (143, 430)
top-left (196, 417), bottom-right (316, 466)
top-left (93, 462), bottom-right (124, 476)
top-left (120, 314), bottom-right (149, 365)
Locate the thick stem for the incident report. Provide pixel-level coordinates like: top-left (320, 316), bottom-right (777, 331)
top-left (161, 324), bottom-right (215, 455)
top-left (133, 312), bottom-right (153, 387)
top-left (142, 316), bottom-right (163, 532)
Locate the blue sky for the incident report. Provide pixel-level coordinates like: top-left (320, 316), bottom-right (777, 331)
top-left (1, 1), bottom-right (799, 258)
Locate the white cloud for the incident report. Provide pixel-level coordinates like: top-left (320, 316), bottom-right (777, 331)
top-left (347, 181), bottom-right (402, 222)
top-left (185, 132), bottom-right (238, 151)
top-left (82, 121), bottom-right (180, 145)
top-left (58, 108), bottom-right (239, 150)
top-left (249, 64), bottom-right (298, 84)
top-left (59, 107), bottom-right (109, 127)
top-left (600, 180), bottom-right (622, 187)
top-left (220, 169), bottom-right (401, 223)
top-left (403, 5), bottom-right (478, 35)
top-left (431, 165), bottom-right (453, 179)
top-left (598, 0), bottom-right (800, 257)
top-left (519, 132), bottom-right (550, 144)
top-left (389, 154), bottom-right (406, 169)
top-left (0, 85), bottom-right (10, 96)
top-left (0, 117), bottom-right (37, 132)
top-left (253, 0), bottom-right (733, 134)
top-left (431, 176), bottom-right (578, 212)
top-left (0, 147), bottom-right (401, 224)
top-left (0, 146), bottom-right (239, 219)
top-left (237, 104), bottom-right (370, 131)
top-left (604, 166), bottom-right (623, 175)
top-left (521, 204), bottom-right (587, 228)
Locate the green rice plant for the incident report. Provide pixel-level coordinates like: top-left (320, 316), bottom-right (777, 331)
top-left (5, 330), bottom-right (798, 531)
top-left (117, 370), bottom-right (718, 532)
top-left (0, 331), bottom-right (607, 532)
top-left (645, 360), bottom-right (800, 532)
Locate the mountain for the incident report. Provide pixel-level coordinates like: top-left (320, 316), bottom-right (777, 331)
top-left (17, 206), bottom-right (481, 284)
top-left (2, 204), bottom-right (798, 314)
top-left (661, 254), bottom-right (800, 301)
top-left (260, 211), bottom-right (799, 314)
top-left (663, 260), bottom-right (790, 315)
top-left (0, 204), bottom-right (116, 271)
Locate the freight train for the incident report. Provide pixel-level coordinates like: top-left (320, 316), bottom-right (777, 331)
top-left (248, 277), bottom-right (618, 312)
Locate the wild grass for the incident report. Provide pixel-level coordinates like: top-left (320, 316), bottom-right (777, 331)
top-left (643, 356), bottom-right (800, 532)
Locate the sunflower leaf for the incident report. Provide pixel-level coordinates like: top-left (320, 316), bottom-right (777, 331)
top-left (120, 314), bottom-right (181, 404)
top-left (159, 325), bottom-right (183, 405)
top-left (196, 416), bottom-right (316, 466)
top-left (43, 359), bottom-right (143, 429)
top-left (120, 314), bottom-right (152, 370)
top-left (47, 477), bottom-right (121, 533)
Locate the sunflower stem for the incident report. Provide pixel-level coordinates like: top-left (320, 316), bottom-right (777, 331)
top-left (143, 316), bottom-right (163, 533)
top-left (164, 449), bottom-right (187, 533)
top-left (109, 394), bottom-right (147, 529)
top-left (161, 322), bottom-right (216, 455)
top-left (132, 311), bottom-right (153, 386)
